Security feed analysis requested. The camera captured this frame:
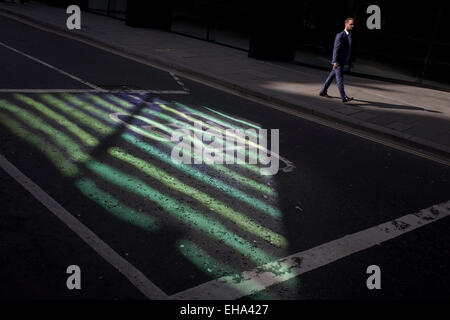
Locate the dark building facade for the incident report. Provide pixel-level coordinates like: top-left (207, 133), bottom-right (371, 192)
top-left (54, 0), bottom-right (450, 90)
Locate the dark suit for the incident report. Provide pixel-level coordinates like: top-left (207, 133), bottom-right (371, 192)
top-left (320, 30), bottom-right (352, 99)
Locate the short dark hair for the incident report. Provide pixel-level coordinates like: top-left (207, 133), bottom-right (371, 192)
top-left (345, 17), bottom-right (354, 24)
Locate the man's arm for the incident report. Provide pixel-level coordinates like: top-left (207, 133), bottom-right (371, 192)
top-left (331, 32), bottom-right (342, 69)
top-left (348, 36), bottom-right (356, 68)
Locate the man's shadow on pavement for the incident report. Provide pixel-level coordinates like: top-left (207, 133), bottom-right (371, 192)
top-left (325, 95), bottom-right (442, 114)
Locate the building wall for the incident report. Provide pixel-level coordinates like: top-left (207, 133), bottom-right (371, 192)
top-left (85, 0), bottom-right (450, 90)
top-left (87, 0), bottom-right (126, 19)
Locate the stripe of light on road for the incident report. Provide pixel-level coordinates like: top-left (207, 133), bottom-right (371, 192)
top-left (96, 94), bottom-right (275, 196)
top-left (14, 94), bottom-right (98, 147)
top-left (21, 93), bottom-right (275, 205)
top-left (8, 93), bottom-right (276, 200)
top-left (155, 101), bottom-right (284, 168)
top-left (171, 200), bottom-right (450, 300)
top-left (109, 95), bottom-right (275, 187)
top-left (1, 94), bottom-right (283, 295)
top-left (122, 134), bottom-right (282, 219)
top-left (0, 114), bottom-right (79, 177)
top-left (40, 94), bottom-right (114, 135)
top-left (155, 101), bottom-right (265, 175)
top-left (201, 105), bottom-right (262, 130)
top-left (0, 40), bottom-right (104, 91)
top-left (110, 109), bottom-right (263, 175)
top-left (0, 108), bottom-right (163, 235)
top-left (60, 93), bottom-right (119, 125)
top-left (39, 93), bottom-right (277, 206)
top-left (75, 178), bottom-right (160, 232)
top-left (0, 99), bottom-right (89, 163)
top-left (61, 93), bottom-right (166, 142)
top-left (139, 101), bottom-right (263, 165)
top-left (173, 100), bottom-right (262, 132)
top-left (0, 154), bottom-right (168, 300)
top-left (109, 147), bottom-right (286, 247)
top-left (15, 92), bottom-right (281, 218)
top-left (127, 96), bottom-right (260, 137)
top-left (77, 94), bottom-right (169, 142)
top-left (86, 160), bottom-right (275, 265)
top-left (172, 100), bottom-right (268, 163)
top-left (176, 239), bottom-right (238, 279)
top-left (102, 95), bottom-right (263, 176)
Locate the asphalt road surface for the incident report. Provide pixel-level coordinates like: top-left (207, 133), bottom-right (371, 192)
top-left (1, 15), bottom-right (449, 300)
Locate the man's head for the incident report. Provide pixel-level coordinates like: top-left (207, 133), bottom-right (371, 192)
top-left (345, 18), bottom-right (355, 32)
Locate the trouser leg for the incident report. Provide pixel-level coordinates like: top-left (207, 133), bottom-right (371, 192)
top-left (334, 65), bottom-right (346, 99)
top-left (320, 68), bottom-right (336, 94)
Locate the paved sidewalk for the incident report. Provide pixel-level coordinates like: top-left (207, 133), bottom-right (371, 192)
top-left (1, 1), bottom-right (449, 157)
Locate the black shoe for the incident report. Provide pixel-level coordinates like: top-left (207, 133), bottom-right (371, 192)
top-left (342, 96), bottom-right (354, 103)
top-left (320, 92), bottom-right (330, 98)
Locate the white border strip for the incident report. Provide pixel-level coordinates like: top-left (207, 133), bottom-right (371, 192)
top-left (170, 72), bottom-right (190, 92)
top-left (0, 89), bottom-right (190, 94)
top-left (171, 200), bottom-right (450, 300)
top-left (0, 154), bottom-right (168, 300)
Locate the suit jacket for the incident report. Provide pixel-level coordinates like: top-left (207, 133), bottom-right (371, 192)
top-left (332, 30), bottom-right (352, 65)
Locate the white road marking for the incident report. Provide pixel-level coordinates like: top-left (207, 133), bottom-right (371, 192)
top-left (0, 40), bottom-right (105, 91)
top-left (0, 154), bottom-right (168, 300)
top-left (171, 200), bottom-right (450, 300)
top-left (113, 90), bottom-right (189, 94)
top-left (0, 89), bottom-right (189, 94)
top-left (170, 72), bottom-right (190, 92)
top-left (0, 89), bottom-right (101, 93)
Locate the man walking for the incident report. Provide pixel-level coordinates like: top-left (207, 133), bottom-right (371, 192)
top-left (320, 18), bottom-right (355, 103)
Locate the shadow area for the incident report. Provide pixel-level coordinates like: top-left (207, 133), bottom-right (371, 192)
top-left (319, 94), bottom-right (442, 113)
top-left (351, 98), bottom-right (442, 114)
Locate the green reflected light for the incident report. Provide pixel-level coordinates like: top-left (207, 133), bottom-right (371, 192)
top-left (123, 133), bottom-right (281, 219)
top-left (156, 101), bottom-right (262, 175)
top-left (100, 95), bottom-right (275, 196)
top-left (40, 94), bottom-right (114, 135)
top-left (76, 178), bottom-right (159, 231)
top-left (0, 99), bottom-right (89, 163)
top-left (0, 113), bottom-right (78, 177)
top-left (107, 95), bottom-right (262, 175)
top-left (1, 93), bottom-right (290, 287)
top-left (87, 93), bottom-right (125, 113)
top-left (86, 160), bottom-right (274, 265)
top-left (109, 147), bottom-right (286, 247)
top-left (106, 94), bottom-right (135, 109)
top-left (177, 239), bottom-right (238, 278)
top-left (14, 94), bottom-right (98, 147)
top-left (174, 101), bottom-right (261, 130)
top-left (61, 93), bottom-right (117, 125)
top-left (201, 105), bottom-right (262, 130)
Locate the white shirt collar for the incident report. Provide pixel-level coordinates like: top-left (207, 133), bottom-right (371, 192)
top-left (344, 29), bottom-right (349, 35)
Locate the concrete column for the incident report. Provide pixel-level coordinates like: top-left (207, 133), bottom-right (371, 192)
top-left (44, 0), bottom-right (88, 10)
top-left (125, 0), bottom-right (173, 31)
top-left (248, 1), bottom-right (302, 61)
